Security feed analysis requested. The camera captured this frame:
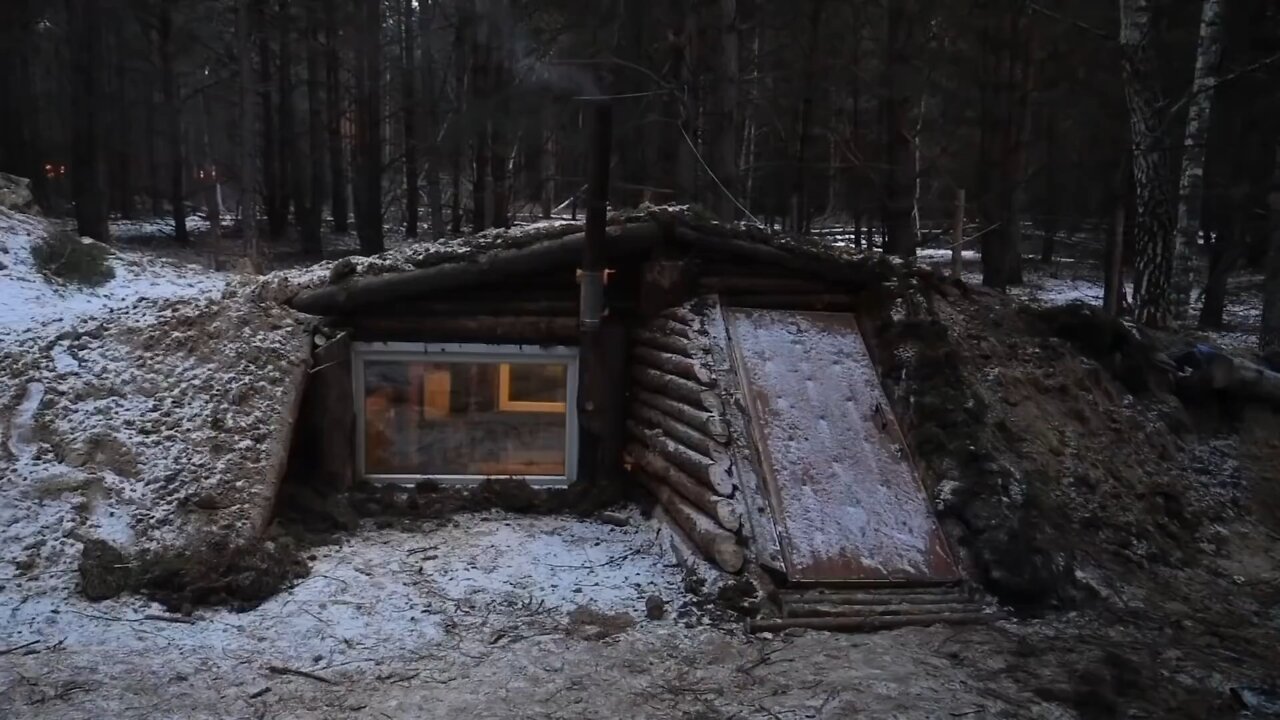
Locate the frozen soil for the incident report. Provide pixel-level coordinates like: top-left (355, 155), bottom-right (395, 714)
top-left (2, 513), bottom-right (1075, 720)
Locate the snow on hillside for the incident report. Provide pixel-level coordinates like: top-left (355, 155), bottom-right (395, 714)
top-left (0, 209), bottom-right (228, 340)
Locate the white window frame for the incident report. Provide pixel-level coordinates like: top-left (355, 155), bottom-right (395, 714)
top-left (352, 341), bottom-right (579, 487)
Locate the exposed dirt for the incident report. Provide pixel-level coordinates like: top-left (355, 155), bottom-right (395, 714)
top-left (869, 278), bottom-right (1280, 718)
top-left (77, 533), bottom-right (310, 613)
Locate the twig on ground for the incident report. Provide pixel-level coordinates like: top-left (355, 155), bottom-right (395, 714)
top-left (143, 613), bottom-right (197, 624)
top-left (266, 664), bottom-right (335, 685)
top-left (0, 639), bottom-right (40, 656)
top-left (542, 547), bottom-right (644, 570)
top-left (951, 709), bottom-right (985, 718)
top-left (249, 686), bottom-right (272, 699)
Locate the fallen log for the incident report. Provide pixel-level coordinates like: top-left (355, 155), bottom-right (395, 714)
top-left (637, 473), bottom-right (744, 573)
top-left (291, 223), bottom-right (660, 315)
top-left (1210, 354), bottom-right (1280, 402)
top-left (632, 329), bottom-right (706, 358)
top-left (630, 401), bottom-right (724, 457)
top-left (631, 366), bottom-right (724, 415)
top-left (626, 445), bottom-right (740, 532)
top-left (632, 390), bottom-right (729, 443)
top-left (632, 346), bottom-right (716, 387)
top-left (626, 420), bottom-right (734, 496)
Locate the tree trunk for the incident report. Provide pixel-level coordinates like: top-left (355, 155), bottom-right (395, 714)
top-left (276, 0), bottom-right (297, 240)
top-left (470, 5), bottom-right (490, 232)
top-left (258, 0), bottom-right (280, 238)
top-left (67, 0), bottom-right (109, 242)
top-left (324, 0), bottom-right (348, 233)
top-left (1199, 214), bottom-right (1244, 328)
top-left (1171, 0), bottom-right (1226, 321)
top-left (401, 0), bottom-right (419, 239)
top-left (675, 5), bottom-right (698, 203)
top-left (540, 103), bottom-right (556, 218)
top-left (710, 0), bottom-right (739, 222)
top-left (419, 0), bottom-right (445, 239)
top-left (238, 0), bottom-right (261, 271)
top-left (882, 0), bottom-right (918, 257)
top-left (300, 0), bottom-right (325, 256)
top-left (791, 0), bottom-right (824, 233)
top-left (199, 88), bottom-right (222, 243)
top-left (449, 5), bottom-right (467, 234)
top-left (352, 0), bottom-right (385, 255)
top-left (1262, 144), bottom-right (1280, 355)
top-left (159, 2), bottom-right (188, 243)
top-left (1120, 0), bottom-right (1178, 328)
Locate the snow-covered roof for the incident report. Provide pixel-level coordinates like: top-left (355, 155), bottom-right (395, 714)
top-left (261, 205), bottom-right (899, 316)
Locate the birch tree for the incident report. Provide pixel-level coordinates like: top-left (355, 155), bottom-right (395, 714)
top-left (1171, 0), bottom-right (1225, 321)
top-left (1119, 0), bottom-right (1177, 327)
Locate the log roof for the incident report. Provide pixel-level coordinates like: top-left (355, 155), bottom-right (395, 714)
top-left (281, 205), bottom-right (904, 316)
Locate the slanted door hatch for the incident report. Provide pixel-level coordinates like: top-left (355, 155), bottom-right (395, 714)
top-left (723, 308), bottom-right (958, 584)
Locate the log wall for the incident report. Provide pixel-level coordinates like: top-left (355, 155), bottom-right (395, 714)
top-left (625, 306), bottom-right (747, 573)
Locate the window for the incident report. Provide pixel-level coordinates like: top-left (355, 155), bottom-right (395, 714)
top-left (353, 343), bottom-right (578, 486)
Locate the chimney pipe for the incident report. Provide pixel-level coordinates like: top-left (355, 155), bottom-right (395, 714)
top-left (579, 100), bottom-right (612, 332)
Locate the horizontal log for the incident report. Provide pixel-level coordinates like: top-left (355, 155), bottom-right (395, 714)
top-left (718, 293), bottom-right (857, 311)
top-left (343, 316), bottom-right (578, 344)
top-left (632, 346), bottom-right (716, 387)
top-left (627, 421), bottom-right (734, 496)
top-left (638, 473), bottom-right (744, 573)
top-left (649, 317), bottom-right (695, 340)
top-left (632, 329), bottom-right (705, 358)
top-left (698, 276), bottom-right (843, 294)
top-left (630, 402), bottom-right (723, 458)
top-left (632, 390), bottom-right (730, 443)
top-left (777, 586), bottom-right (965, 604)
top-left (631, 366), bottom-right (724, 415)
top-left (674, 226), bottom-right (885, 289)
top-left (782, 603), bottom-right (984, 619)
top-left (748, 613), bottom-right (998, 634)
top-left (659, 307), bottom-right (700, 327)
top-left (292, 223), bottom-right (660, 315)
top-left (626, 445), bottom-right (740, 532)
top-left (373, 300), bottom-right (578, 317)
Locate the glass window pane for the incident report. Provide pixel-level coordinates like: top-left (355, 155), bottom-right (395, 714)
top-left (363, 357), bottom-right (569, 478)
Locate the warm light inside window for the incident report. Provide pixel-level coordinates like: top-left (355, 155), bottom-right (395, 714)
top-left (361, 357), bottom-right (572, 480)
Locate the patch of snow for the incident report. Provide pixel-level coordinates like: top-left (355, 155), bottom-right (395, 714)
top-left (108, 214), bottom-right (216, 239)
top-left (417, 512), bottom-right (682, 616)
top-left (0, 209), bottom-right (230, 340)
top-left (0, 514), bottom-right (688, 681)
top-left (915, 248), bottom-right (981, 262)
top-left (8, 381), bottom-right (43, 459)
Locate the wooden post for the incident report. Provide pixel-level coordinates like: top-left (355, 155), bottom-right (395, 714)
top-left (951, 188), bottom-right (965, 279)
top-left (1104, 204), bottom-right (1125, 316)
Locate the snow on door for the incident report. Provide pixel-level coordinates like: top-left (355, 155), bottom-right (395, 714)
top-left (724, 308), bottom-right (958, 584)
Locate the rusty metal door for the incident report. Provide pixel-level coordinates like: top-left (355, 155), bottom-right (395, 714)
top-left (723, 308), bottom-right (958, 584)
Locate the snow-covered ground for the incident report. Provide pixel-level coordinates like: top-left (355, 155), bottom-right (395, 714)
top-left (0, 514), bottom-right (1056, 719)
top-left (0, 209), bottom-right (228, 340)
